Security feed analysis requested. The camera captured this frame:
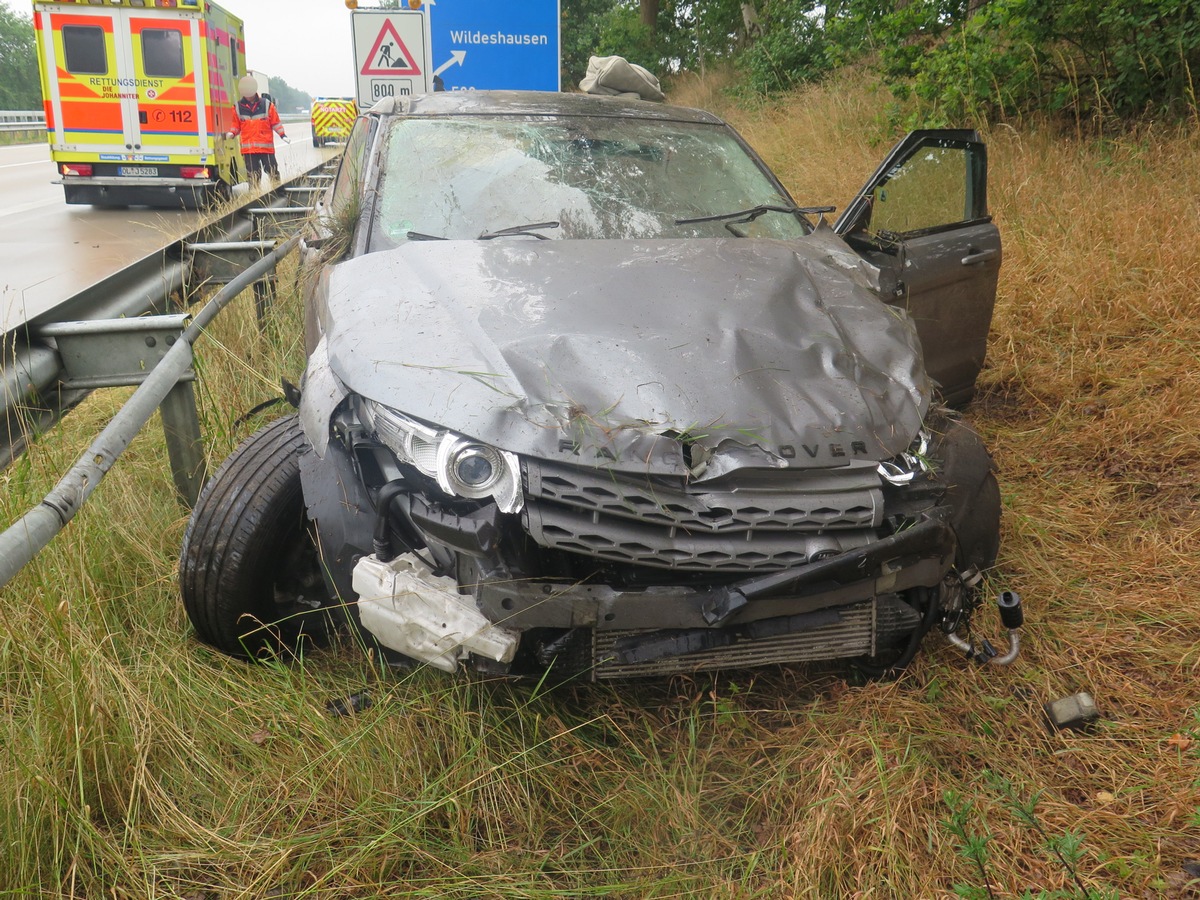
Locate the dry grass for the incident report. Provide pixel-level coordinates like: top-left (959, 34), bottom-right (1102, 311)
top-left (1, 71), bottom-right (1199, 898)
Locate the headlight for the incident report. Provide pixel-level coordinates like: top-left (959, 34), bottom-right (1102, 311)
top-left (358, 398), bottom-right (523, 513)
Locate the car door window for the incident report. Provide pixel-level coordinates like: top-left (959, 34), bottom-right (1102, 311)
top-left (330, 117), bottom-right (370, 209)
top-left (836, 131), bottom-right (987, 241)
top-left (869, 145), bottom-right (972, 236)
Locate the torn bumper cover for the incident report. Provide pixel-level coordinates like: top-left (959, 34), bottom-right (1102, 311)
top-left (472, 508), bottom-right (955, 636)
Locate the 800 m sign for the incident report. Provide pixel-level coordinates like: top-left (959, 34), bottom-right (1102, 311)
top-left (370, 79), bottom-right (413, 100)
top-left (352, 11), bottom-right (431, 108)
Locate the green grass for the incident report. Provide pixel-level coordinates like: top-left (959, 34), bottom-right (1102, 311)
top-left (0, 132), bottom-right (44, 147)
top-left (3, 73), bottom-right (1200, 897)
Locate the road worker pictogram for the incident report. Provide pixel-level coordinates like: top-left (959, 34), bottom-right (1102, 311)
top-left (361, 19), bottom-right (422, 76)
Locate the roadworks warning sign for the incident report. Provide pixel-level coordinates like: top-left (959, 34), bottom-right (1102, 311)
top-left (352, 10), bottom-right (432, 107)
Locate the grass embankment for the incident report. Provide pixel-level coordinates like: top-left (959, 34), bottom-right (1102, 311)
top-left (2, 73), bottom-right (1199, 897)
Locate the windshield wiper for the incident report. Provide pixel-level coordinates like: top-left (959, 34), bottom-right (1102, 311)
top-left (478, 221), bottom-right (561, 241)
top-left (406, 231), bottom-right (447, 241)
top-left (675, 204), bottom-right (835, 226)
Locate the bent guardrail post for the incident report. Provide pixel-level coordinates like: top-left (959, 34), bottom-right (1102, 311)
top-left (0, 234), bottom-right (302, 592)
top-left (38, 314), bottom-right (207, 504)
top-left (247, 206), bottom-right (315, 322)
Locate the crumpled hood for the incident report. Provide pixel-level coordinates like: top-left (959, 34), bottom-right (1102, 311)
top-left (321, 228), bottom-right (930, 474)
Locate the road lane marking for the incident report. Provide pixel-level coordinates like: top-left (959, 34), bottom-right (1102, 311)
top-left (0, 161), bottom-right (49, 170)
top-left (0, 198), bottom-right (59, 219)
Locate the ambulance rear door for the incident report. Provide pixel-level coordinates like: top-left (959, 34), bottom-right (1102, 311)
top-left (35, 4), bottom-right (137, 157)
top-left (123, 7), bottom-right (208, 165)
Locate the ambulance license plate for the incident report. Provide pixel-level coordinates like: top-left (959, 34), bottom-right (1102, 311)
top-left (120, 166), bottom-right (159, 177)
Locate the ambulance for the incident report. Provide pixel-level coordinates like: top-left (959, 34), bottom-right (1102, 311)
top-left (33, 0), bottom-right (247, 208)
top-left (309, 97), bottom-right (356, 147)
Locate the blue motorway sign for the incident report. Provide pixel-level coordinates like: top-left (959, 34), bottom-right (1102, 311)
top-left (427, 0), bottom-right (560, 92)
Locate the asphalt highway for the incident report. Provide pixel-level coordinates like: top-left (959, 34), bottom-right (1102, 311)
top-left (0, 122), bottom-right (334, 336)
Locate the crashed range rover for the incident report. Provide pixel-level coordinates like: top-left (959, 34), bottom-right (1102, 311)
top-left (180, 91), bottom-right (1019, 679)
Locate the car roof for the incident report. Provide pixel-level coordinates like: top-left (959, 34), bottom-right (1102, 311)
top-left (368, 90), bottom-right (726, 126)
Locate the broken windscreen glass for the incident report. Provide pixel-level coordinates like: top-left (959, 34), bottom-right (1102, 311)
top-left (370, 116), bottom-right (810, 248)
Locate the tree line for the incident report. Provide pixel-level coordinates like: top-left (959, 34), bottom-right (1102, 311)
top-left (564, 0), bottom-right (1200, 127)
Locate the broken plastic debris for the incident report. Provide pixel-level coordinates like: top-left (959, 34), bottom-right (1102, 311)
top-left (1043, 691), bottom-right (1099, 731)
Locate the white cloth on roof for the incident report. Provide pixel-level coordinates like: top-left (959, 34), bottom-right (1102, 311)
top-left (579, 56), bottom-right (664, 102)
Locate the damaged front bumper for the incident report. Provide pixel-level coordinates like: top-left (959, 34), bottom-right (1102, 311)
top-left (473, 508), bottom-right (955, 632)
top-left (347, 505), bottom-right (955, 678)
top-left (302, 394), bottom-right (964, 678)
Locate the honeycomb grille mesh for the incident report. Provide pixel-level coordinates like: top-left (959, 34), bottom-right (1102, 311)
top-left (522, 459), bottom-right (884, 572)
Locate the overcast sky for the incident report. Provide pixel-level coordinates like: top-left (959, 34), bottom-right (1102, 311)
top-left (5, 0), bottom-right (360, 96)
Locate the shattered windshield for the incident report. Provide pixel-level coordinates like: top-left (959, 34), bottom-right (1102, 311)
top-left (370, 115), bottom-right (809, 248)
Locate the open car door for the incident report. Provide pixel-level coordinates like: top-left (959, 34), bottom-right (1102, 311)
top-left (835, 130), bottom-right (1000, 406)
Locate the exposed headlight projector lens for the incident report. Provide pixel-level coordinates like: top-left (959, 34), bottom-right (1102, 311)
top-left (450, 445), bottom-right (498, 489)
top-left (357, 397), bottom-right (523, 513)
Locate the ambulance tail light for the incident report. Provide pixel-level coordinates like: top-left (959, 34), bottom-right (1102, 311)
top-left (61, 163), bottom-right (93, 177)
top-left (180, 166), bottom-right (210, 179)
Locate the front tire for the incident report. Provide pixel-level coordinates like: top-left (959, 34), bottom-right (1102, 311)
top-left (180, 414), bottom-right (332, 660)
top-left (927, 414), bottom-right (1001, 572)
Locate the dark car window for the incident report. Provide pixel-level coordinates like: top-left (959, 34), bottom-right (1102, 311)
top-left (62, 25), bottom-right (108, 75)
top-left (141, 28), bottom-right (184, 79)
top-left (370, 116), bottom-right (807, 246)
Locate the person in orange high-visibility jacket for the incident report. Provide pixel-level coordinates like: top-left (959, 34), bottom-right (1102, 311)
top-left (227, 75), bottom-right (288, 184)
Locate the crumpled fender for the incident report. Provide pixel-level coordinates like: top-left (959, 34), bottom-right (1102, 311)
top-left (298, 336), bottom-right (346, 459)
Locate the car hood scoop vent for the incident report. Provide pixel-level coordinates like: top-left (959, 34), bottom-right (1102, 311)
top-left (322, 231), bottom-right (930, 474)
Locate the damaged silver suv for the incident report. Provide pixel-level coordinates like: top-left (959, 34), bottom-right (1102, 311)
top-left (180, 91), bottom-right (1014, 679)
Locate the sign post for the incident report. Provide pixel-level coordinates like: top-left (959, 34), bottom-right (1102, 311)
top-left (351, 10), bottom-right (433, 108)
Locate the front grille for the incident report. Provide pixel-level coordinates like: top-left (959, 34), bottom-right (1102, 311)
top-left (522, 458), bottom-right (884, 572)
top-left (590, 596), bottom-right (920, 678)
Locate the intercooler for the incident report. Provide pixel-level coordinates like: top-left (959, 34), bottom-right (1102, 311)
top-left (589, 594), bottom-right (921, 679)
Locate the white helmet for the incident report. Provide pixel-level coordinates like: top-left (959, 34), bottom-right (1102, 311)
top-left (238, 75), bottom-right (258, 99)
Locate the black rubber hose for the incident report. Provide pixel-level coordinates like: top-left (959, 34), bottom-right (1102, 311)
top-left (855, 586), bottom-right (940, 679)
top-left (372, 479), bottom-right (411, 563)
top-left (998, 590), bottom-right (1023, 629)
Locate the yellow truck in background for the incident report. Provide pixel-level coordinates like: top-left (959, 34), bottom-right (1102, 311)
top-left (33, 0), bottom-right (246, 208)
top-left (310, 97), bottom-right (356, 147)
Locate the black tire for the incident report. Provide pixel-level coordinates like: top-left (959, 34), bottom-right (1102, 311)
top-left (312, 135), bottom-right (322, 147)
top-left (180, 414), bottom-right (332, 660)
top-left (927, 414), bottom-right (1001, 572)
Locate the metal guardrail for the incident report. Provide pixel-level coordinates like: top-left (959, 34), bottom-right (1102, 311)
top-left (0, 110), bottom-right (46, 134)
top-left (0, 157), bottom-right (341, 590)
top-left (0, 235), bottom-right (302, 591)
top-left (0, 110), bottom-right (45, 123)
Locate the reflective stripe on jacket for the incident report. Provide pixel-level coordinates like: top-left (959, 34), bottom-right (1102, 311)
top-left (231, 96), bottom-right (284, 154)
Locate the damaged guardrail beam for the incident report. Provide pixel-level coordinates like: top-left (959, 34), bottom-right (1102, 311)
top-left (0, 156), bottom-right (334, 469)
top-left (0, 235), bottom-right (302, 592)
